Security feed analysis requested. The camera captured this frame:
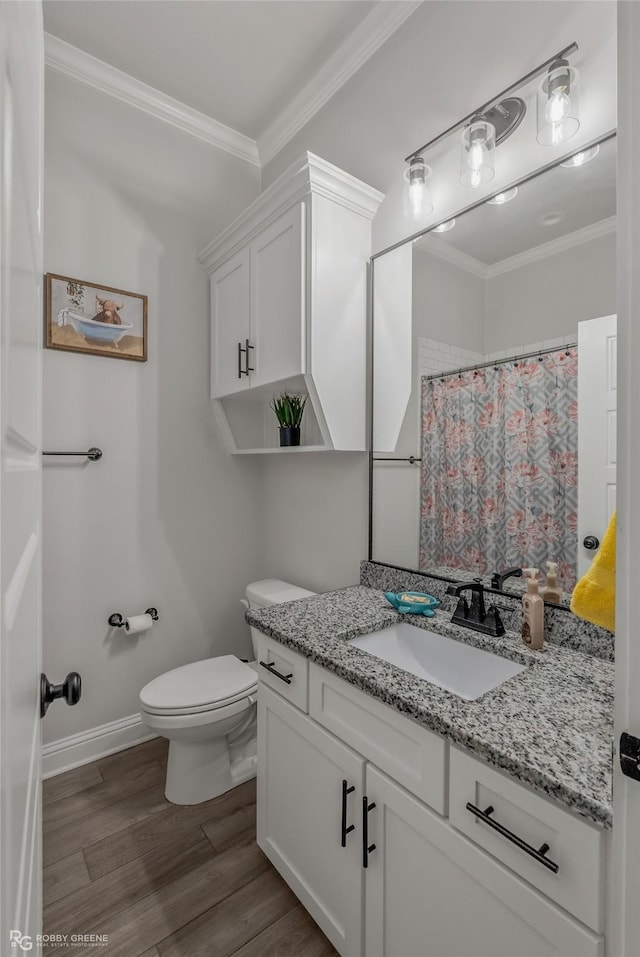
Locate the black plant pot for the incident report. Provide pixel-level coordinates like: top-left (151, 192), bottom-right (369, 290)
top-left (279, 426), bottom-right (301, 447)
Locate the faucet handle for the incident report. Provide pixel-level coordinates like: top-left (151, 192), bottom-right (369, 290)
top-left (484, 604), bottom-right (506, 636)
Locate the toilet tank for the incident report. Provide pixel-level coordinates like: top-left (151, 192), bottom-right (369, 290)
top-left (244, 579), bottom-right (317, 659)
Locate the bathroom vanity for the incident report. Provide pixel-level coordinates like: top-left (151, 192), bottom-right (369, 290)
top-left (249, 586), bottom-right (612, 957)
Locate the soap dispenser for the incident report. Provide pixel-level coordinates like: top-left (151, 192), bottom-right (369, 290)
top-left (541, 560), bottom-right (563, 603)
top-left (522, 568), bottom-right (545, 650)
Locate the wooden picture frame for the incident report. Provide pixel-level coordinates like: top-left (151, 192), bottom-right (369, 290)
top-left (45, 273), bottom-right (148, 362)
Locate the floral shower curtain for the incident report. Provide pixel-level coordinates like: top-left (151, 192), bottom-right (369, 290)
top-left (419, 348), bottom-right (578, 590)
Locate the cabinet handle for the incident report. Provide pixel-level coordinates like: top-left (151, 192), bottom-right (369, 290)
top-left (245, 338), bottom-right (254, 374)
top-left (465, 803), bottom-right (559, 873)
top-left (238, 341), bottom-right (248, 378)
top-left (259, 660), bottom-right (293, 684)
top-left (341, 780), bottom-right (355, 847)
top-left (362, 795), bottom-right (376, 868)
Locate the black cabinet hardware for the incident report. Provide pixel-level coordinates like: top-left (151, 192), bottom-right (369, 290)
top-left (259, 660), bottom-right (293, 684)
top-left (362, 796), bottom-right (376, 868)
top-left (465, 802), bottom-right (559, 873)
top-left (620, 732), bottom-right (640, 781)
top-left (245, 338), bottom-right (254, 375)
top-left (41, 672), bottom-right (82, 719)
top-left (583, 535), bottom-right (600, 550)
top-left (341, 780), bottom-right (355, 847)
top-left (238, 341), bottom-right (248, 378)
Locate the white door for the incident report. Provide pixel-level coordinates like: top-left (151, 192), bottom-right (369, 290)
top-left (250, 203), bottom-right (305, 389)
top-left (364, 765), bottom-right (602, 957)
top-left (210, 248), bottom-right (251, 398)
top-left (577, 315), bottom-right (617, 578)
top-left (0, 3), bottom-right (44, 954)
top-left (257, 685), bottom-right (364, 956)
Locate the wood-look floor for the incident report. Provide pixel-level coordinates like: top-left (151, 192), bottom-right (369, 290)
top-left (43, 738), bottom-right (337, 957)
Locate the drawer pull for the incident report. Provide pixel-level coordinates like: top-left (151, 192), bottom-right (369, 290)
top-left (466, 803), bottom-right (559, 874)
top-left (362, 796), bottom-right (376, 868)
top-left (341, 780), bottom-right (356, 847)
top-left (259, 660), bottom-right (293, 685)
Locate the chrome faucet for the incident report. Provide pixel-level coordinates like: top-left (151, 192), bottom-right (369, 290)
top-left (446, 582), bottom-right (505, 637)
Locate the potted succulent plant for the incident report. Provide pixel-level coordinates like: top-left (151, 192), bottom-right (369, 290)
top-left (270, 392), bottom-right (307, 447)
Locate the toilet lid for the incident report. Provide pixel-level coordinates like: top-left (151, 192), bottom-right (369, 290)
top-left (140, 655), bottom-right (258, 715)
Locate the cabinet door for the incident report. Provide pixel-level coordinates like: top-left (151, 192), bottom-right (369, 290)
top-left (211, 248), bottom-right (250, 398)
top-left (250, 203), bottom-right (305, 388)
top-left (258, 684), bottom-right (364, 956)
top-left (365, 766), bottom-right (603, 957)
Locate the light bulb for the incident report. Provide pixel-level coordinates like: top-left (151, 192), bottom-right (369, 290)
top-left (545, 91), bottom-right (571, 126)
top-left (402, 156), bottom-right (433, 220)
top-left (409, 179), bottom-right (426, 218)
top-left (537, 60), bottom-right (579, 147)
top-left (459, 119), bottom-right (495, 188)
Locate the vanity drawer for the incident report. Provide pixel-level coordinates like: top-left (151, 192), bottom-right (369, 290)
top-left (309, 662), bottom-right (447, 814)
top-left (449, 746), bottom-right (605, 933)
top-left (255, 635), bottom-right (309, 712)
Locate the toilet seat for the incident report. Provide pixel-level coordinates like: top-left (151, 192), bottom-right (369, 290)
top-left (140, 655), bottom-right (257, 716)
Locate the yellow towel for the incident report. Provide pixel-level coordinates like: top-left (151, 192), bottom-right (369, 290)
top-left (570, 511), bottom-right (616, 633)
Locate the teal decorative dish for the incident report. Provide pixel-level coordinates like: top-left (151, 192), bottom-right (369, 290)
top-left (384, 591), bottom-right (440, 616)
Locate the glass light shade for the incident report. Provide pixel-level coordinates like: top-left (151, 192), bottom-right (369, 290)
top-left (560, 144), bottom-right (599, 168)
top-left (403, 157), bottom-right (433, 220)
top-left (537, 62), bottom-right (580, 147)
top-left (487, 186), bottom-right (519, 205)
top-left (460, 119), bottom-right (496, 188)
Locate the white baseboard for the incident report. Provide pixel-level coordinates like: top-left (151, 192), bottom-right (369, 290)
top-left (42, 714), bottom-right (157, 779)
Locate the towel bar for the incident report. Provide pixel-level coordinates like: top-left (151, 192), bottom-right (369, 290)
top-left (42, 447), bottom-right (102, 461)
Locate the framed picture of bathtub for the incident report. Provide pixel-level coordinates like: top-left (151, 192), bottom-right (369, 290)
top-left (45, 273), bottom-right (148, 362)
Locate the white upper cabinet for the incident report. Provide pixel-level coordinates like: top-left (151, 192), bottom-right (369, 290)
top-left (210, 247), bottom-right (251, 397)
top-left (250, 203), bottom-right (305, 390)
top-left (199, 153), bottom-right (384, 453)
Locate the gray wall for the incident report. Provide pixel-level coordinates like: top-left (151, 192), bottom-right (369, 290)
top-left (484, 231), bottom-right (616, 352)
top-left (43, 73), bottom-right (262, 743)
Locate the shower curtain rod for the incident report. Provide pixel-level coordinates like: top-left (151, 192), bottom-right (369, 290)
top-left (423, 342), bottom-right (577, 383)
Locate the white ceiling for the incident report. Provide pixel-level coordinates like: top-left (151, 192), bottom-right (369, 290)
top-left (42, 0), bottom-right (376, 138)
top-left (426, 135), bottom-right (616, 266)
top-left (42, 0), bottom-right (617, 253)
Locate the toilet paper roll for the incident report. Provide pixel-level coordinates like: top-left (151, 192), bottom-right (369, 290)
top-left (124, 613), bottom-right (153, 635)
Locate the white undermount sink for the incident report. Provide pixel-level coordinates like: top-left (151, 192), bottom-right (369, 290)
top-left (349, 622), bottom-right (525, 701)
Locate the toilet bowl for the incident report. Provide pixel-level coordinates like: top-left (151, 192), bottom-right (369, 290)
top-left (139, 579), bottom-right (316, 805)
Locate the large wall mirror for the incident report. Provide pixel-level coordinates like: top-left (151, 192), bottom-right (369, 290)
top-left (370, 133), bottom-right (616, 604)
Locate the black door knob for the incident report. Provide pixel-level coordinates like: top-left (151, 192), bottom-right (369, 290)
top-left (583, 535), bottom-right (600, 550)
top-left (40, 672), bottom-right (82, 718)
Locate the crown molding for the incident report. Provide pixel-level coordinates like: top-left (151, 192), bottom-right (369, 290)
top-left (417, 214), bottom-right (617, 281)
top-left (485, 215), bottom-right (617, 278)
top-left (44, 33), bottom-right (260, 167)
top-left (416, 235), bottom-right (488, 279)
top-left (257, 1), bottom-right (423, 167)
top-left (198, 151), bottom-right (384, 272)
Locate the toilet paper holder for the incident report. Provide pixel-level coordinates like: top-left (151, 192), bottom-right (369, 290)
top-left (109, 608), bottom-right (159, 628)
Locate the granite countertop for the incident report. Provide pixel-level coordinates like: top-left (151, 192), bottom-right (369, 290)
top-left (247, 585), bottom-right (614, 828)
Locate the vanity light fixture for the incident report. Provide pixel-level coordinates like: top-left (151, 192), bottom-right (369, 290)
top-left (433, 218), bottom-right (456, 233)
top-left (460, 118), bottom-right (496, 188)
top-left (403, 42), bottom-right (578, 202)
top-left (537, 58), bottom-right (580, 147)
top-left (403, 155), bottom-right (433, 220)
top-left (487, 186), bottom-right (519, 205)
top-left (560, 144), bottom-right (599, 168)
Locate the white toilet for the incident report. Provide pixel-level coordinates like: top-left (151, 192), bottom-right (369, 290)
top-left (139, 579), bottom-right (316, 805)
